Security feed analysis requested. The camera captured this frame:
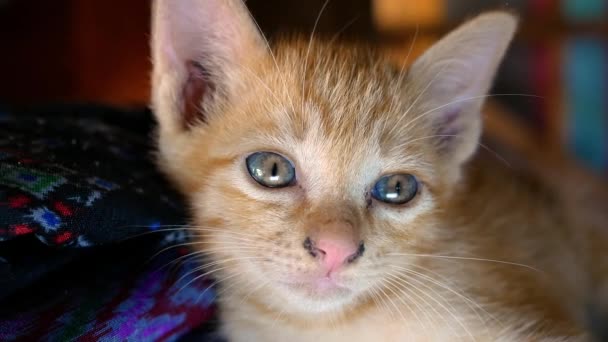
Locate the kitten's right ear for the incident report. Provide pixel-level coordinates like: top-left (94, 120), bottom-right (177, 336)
top-left (151, 0), bottom-right (266, 135)
top-left (406, 12), bottom-right (517, 169)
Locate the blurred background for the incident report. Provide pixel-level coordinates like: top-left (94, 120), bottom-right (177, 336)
top-left (0, 0), bottom-right (606, 176)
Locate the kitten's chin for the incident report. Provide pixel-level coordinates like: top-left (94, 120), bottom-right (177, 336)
top-left (287, 277), bottom-right (351, 296)
top-left (277, 277), bottom-right (358, 313)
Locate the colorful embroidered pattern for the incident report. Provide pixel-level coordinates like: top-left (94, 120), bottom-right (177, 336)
top-left (0, 106), bottom-right (216, 341)
top-left (0, 243), bottom-right (217, 341)
top-left (0, 106), bottom-right (186, 247)
top-left (0, 164), bottom-right (66, 199)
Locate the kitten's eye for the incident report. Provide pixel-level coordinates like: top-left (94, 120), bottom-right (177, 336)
top-left (372, 174), bottom-right (418, 205)
top-left (246, 152), bottom-right (296, 188)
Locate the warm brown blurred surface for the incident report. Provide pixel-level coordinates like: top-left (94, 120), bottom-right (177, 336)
top-left (1, 0), bottom-right (151, 106)
top-left (0, 0), bottom-right (373, 107)
top-left (0, 1), bottom-right (602, 104)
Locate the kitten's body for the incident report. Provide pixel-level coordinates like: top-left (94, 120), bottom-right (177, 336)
top-left (150, 1), bottom-right (607, 340)
top-left (219, 151), bottom-right (604, 341)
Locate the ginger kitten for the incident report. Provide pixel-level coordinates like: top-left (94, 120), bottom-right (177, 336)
top-left (150, 1), bottom-right (607, 340)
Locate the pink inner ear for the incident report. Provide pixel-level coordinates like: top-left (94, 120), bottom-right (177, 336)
top-left (441, 107), bottom-right (462, 132)
top-left (182, 61), bottom-right (210, 127)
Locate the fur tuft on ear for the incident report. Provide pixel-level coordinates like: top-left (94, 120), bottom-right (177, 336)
top-left (151, 0), bottom-right (266, 135)
top-left (408, 12), bottom-right (518, 166)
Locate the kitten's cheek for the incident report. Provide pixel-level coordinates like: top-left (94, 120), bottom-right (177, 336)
top-left (234, 172), bottom-right (300, 205)
top-left (371, 189), bottom-right (434, 224)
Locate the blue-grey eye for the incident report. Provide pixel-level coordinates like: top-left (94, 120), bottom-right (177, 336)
top-left (246, 152), bottom-right (296, 188)
top-left (372, 174), bottom-right (418, 204)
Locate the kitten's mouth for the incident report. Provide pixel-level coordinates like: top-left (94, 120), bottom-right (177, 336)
top-left (311, 277), bottom-right (350, 295)
top-left (282, 275), bottom-right (352, 298)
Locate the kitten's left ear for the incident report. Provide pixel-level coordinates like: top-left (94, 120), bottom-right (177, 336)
top-left (151, 0), bottom-right (267, 137)
top-left (408, 12), bottom-right (518, 166)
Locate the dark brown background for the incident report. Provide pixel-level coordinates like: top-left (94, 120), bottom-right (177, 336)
top-left (0, 0), bottom-right (373, 106)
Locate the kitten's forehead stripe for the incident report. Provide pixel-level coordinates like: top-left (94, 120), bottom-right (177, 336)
top-left (270, 38), bottom-right (410, 144)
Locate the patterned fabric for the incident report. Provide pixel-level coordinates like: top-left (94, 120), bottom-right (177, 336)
top-left (0, 238), bottom-right (217, 342)
top-left (0, 105), bottom-right (184, 246)
top-left (0, 105), bottom-right (218, 341)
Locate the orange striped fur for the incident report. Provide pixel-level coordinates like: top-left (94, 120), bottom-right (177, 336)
top-left (150, 1), bottom-right (607, 340)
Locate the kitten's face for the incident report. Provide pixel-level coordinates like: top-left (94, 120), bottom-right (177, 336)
top-left (182, 44), bottom-right (444, 313)
top-left (151, 0), bottom-right (516, 315)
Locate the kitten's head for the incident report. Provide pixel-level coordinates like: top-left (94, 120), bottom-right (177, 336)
top-left (151, 0), bottom-right (517, 315)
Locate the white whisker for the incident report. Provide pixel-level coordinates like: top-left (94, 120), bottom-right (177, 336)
top-left (388, 270), bottom-right (472, 341)
top-left (382, 273), bottom-right (433, 337)
top-left (175, 256), bottom-right (265, 293)
top-left (391, 267), bottom-right (489, 337)
top-left (395, 24), bottom-right (419, 90)
top-left (240, 0), bottom-right (297, 113)
top-left (406, 263), bottom-right (501, 327)
top-left (376, 281), bottom-right (402, 322)
top-left (385, 271), bottom-right (448, 338)
top-left (301, 0), bottom-right (332, 112)
top-left (387, 252), bottom-right (542, 273)
top-left (387, 59), bottom-right (456, 137)
top-left (400, 93), bottom-right (543, 134)
top-left (328, 15), bottom-right (360, 45)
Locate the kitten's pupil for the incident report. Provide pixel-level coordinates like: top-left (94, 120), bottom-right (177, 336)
top-left (271, 162), bottom-right (278, 177)
top-left (395, 181), bottom-right (401, 195)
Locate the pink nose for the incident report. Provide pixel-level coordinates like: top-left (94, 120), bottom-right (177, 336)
top-left (303, 237), bottom-right (365, 272)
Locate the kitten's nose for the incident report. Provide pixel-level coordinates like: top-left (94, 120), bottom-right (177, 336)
top-left (303, 236), bottom-right (365, 272)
